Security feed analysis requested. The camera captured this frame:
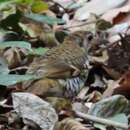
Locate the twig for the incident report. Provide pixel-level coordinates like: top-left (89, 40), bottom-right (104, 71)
top-left (75, 111), bottom-right (129, 129)
top-left (95, 38), bottom-right (121, 54)
top-left (63, 20), bottom-right (97, 29)
top-left (95, 32), bottom-right (130, 54)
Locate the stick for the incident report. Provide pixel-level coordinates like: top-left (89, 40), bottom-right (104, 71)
top-left (63, 20), bottom-right (97, 29)
top-left (75, 111), bottom-right (129, 129)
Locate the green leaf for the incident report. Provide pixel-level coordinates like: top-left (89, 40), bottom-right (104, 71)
top-left (0, 41), bottom-right (32, 51)
top-left (94, 113), bottom-right (128, 130)
top-left (0, 74), bottom-right (38, 86)
top-left (15, 0), bottom-right (48, 12)
top-left (28, 47), bottom-right (48, 55)
top-left (25, 13), bottom-right (65, 25)
top-left (109, 113), bottom-right (128, 124)
top-left (88, 95), bottom-right (130, 117)
top-left (19, 22), bottom-right (36, 37)
top-left (15, 0), bottom-right (33, 5)
top-left (0, 0), bottom-right (16, 18)
top-left (0, 0), bottom-right (15, 3)
top-left (31, 1), bottom-right (48, 13)
top-left (0, 57), bottom-right (9, 74)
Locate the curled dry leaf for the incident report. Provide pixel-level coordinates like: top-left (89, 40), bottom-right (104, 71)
top-left (114, 12), bottom-right (130, 24)
top-left (102, 0), bottom-right (130, 23)
top-left (113, 71), bottom-right (130, 99)
top-left (54, 118), bottom-right (90, 130)
top-left (12, 92), bottom-right (58, 130)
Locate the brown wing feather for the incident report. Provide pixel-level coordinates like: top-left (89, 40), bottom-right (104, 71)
top-left (27, 41), bottom-right (87, 79)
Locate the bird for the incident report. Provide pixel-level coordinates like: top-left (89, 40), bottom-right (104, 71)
top-left (24, 31), bottom-right (92, 97)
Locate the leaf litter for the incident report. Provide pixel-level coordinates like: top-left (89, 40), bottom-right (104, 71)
top-left (0, 0), bottom-right (130, 130)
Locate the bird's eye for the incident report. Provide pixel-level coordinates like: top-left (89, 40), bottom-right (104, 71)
top-left (87, 34), bottom-right (93, 41)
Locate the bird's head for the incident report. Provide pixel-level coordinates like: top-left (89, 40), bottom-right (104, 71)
top-left (64, 31), bottom-right (93, 49)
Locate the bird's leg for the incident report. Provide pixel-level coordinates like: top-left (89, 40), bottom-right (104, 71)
top-left (70, 65), bottom-right (81, 76)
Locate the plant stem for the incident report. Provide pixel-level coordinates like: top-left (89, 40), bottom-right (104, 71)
top-left (75, 111), bottom-right (129, 129)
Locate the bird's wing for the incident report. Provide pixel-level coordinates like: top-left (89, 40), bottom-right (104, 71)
top-left (26, 43), bottom-right (87, 79)
top-left (26, 58), bottom-right (79, 79)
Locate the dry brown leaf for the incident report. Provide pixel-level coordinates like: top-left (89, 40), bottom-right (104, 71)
top-left (113, 71), bottom-right (130, 99)
top-left (102, 0), bottom-right (130, 23)
top-left (114, 12), bottom-right (130, 24)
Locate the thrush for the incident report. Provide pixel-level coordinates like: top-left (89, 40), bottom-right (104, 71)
top-left (24, 31), bottom-right (92, 97)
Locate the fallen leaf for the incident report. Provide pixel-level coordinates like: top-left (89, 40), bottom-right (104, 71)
top-left (0, 57), bottom-right (9, 74)
top-left (0, 74), bottom-right (38, 86)
top-left (25, 13), bottom-right (65, 25)
top-left (102, 0), bottom-right (130, 23)
top-left (12, 92), bottom-right (58, 130)
top-left (88, 95), bottom-right (130, 117)
top-left (113, 71), bottom-right (130, 99)
top-left (74, 0), bottom-right (127, 20)
top-left (102, 80), bottom-right (120, 98)
top-left (0, 41), bottom-right (32, 51)
top-left (94, 113), bottom-right (128, 130)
